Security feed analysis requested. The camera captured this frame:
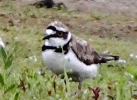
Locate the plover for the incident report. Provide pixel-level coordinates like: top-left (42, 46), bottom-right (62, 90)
top-left (42, 21), bottom-right (119, 90)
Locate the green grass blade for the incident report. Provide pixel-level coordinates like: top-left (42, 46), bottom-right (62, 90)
top-left (14, 92), bottom-right (19, 100)
top-left (0, 73), bottom-right (4, 86)
top-left (0, 47), bottom-right (7, 64)
top-left (4, 84), bottom-right (15, 94)
top-left (5, 54), bottom-right (13, 70)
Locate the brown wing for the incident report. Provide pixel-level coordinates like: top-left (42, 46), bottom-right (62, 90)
top-left (70, 35), bottom-right (101, 65)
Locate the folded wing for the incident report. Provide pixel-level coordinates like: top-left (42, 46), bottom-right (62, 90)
top-left (70, 35), bottom-right (119, 65)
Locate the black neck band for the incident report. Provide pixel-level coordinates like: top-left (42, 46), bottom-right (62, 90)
top-left (42, 38), bottom-right (72, 54)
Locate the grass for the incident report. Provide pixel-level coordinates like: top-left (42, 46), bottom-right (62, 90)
top-left (0, 0), bottom-right (137, 100)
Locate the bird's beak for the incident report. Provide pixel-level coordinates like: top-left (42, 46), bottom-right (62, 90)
top-left (42, 35), bottom-right (50, 40)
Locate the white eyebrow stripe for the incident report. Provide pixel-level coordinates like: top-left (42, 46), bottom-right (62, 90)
top-left (46, 29), bottom-right (55, 35)
top-left (57, 27), bottom-right (67, 32)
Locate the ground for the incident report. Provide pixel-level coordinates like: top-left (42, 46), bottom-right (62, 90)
top-left (16, 0), bottom-right (137, 40)
top-left (0, 0), bottom-right (137, 100)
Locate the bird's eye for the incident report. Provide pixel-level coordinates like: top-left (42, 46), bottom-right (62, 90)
top-left (57, 32), bottom-right (63, 37)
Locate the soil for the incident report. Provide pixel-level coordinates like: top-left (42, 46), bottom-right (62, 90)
top-left (16, 0), bottom-right (137, 40)
top-left (17, 0), bottom-right (137, 17)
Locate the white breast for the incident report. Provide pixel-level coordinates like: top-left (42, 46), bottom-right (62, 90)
top-left (42, 49), bottom-right (100, 81)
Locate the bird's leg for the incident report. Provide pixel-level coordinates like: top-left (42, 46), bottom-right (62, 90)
top-left (60, 74), bottom-right (68, 92)
top-left (53, 75), bottom-right (57, 93)
top-left (78, 81), bottom-right (82, 90)
top-left (71, 81), bottom-right (82, 96)
top-left (63, 79), bottom-right (68, 92)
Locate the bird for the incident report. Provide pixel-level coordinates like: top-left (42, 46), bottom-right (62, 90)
top-left (41, 21), bottom-right (119, 90)
top-left (32, 0), bottom-right (55, 8)
top-left (32, 0), bottom-right (66, 9)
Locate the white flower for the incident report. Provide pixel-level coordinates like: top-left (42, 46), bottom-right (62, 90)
top-left (29, 56), bottom-right (37, 62)
top-left (117, 59), bottom-right (126, 64)
top-left (103, 50), bottom-right (110, 54)
top-left (130, 53), bottom-right (134, 58)
top-left (0, 37), bottom-right (5, 48)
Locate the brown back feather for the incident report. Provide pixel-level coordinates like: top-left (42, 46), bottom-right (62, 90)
top-left (70, 35), bottom-right (101, 65)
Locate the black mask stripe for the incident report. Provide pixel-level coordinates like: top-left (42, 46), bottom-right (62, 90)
top-left (43, 34), bottom-right (59, 40)
top-left (43, 31), bottom-right (68, 40)
top-left (44, 26), bottom-right (68, 40)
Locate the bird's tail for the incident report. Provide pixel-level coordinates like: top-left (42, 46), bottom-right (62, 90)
top-left (99, 54), bottom-right (119, 63)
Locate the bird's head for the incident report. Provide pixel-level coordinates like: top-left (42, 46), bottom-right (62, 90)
top-left (43, 21), bottom-right (72, 47)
